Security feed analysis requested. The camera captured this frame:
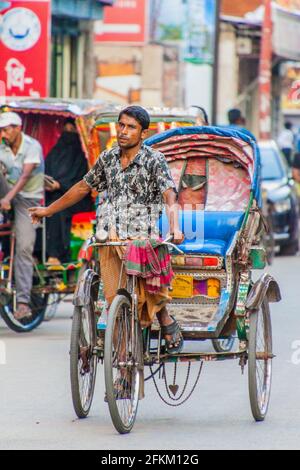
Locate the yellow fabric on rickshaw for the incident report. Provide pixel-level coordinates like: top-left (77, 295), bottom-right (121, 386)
top-left (99, 244), bottom-right (171, 328)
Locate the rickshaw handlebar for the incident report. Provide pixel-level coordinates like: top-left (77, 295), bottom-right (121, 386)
top-left (88, 235), bottom-right (184, 255)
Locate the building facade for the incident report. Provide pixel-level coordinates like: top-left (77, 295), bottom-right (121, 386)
top-left (51, 0), bottom-right (114, 98)
top-left (219, 0), bottom-right (300, 136)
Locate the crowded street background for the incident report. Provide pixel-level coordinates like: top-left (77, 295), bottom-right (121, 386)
top-left (1, 0), bottom-right (300, 452)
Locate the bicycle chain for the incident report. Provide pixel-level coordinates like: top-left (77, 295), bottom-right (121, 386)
top-left (163, 362), bottom-right (191, 402)
top-left (150, 361), bottom-right (204, 407)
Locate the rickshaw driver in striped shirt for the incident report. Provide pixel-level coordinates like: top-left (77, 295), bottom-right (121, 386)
top-left (29, 106), bottom-right (185, 354)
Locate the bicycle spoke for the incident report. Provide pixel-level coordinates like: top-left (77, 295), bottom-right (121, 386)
top-left (71, 303), bottom-right (98, 418)
top-left (105, 295), bottom-right (142, 433)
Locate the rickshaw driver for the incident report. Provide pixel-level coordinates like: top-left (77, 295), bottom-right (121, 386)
top-left (0, 112), bottom-right (44, 320)
top-left (29, 105), bottom-right (185, 352)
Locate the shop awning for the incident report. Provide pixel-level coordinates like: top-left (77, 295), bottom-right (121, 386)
top-left (273, 4), bottom-right (300, 61)
top-left (52, 0), bottom-right (114, 20)
top-left (222, 2), bottom-right (300, 61)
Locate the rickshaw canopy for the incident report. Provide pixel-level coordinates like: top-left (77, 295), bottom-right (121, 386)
top-left (1, 98), bottom-right (116, 117)
top-left (0, 98), bottom-right (117, 163)
top-left (146, 126), bottom-right (262, 258)
top-left (145, 125), bottom-right (261, 204)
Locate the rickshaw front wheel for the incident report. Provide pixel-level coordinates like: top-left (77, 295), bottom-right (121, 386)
top-left (248, 300), bottom-right (273, 422)
top-left (70, 305), bottom-right (98, 419)
top-left (104, 295), bottom-right (143, 435)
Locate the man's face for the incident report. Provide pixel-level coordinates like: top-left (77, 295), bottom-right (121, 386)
top-left (117, 114), bottom-right (148, 150)
top-left (0, 125), bottom-right (21, 147)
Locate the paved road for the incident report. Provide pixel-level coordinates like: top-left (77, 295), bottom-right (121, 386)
top-left (0, 256), bottom-right (300, 450)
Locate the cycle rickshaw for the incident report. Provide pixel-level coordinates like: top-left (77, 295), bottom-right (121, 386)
top-left (70, 125), bottom-right (281, 434)
top-left (0, 100), bottom-right (197, 333)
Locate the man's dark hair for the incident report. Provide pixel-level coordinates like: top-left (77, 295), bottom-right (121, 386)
top-left (285, 121), bottom-right (293, 130)
top-left (119, 106), bottom-right (150, 130)
top-left (228, 108), bottom-right (242, 125)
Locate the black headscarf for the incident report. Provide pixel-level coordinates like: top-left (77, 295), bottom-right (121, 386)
top-left (45, 131), bottom-right (93, 214)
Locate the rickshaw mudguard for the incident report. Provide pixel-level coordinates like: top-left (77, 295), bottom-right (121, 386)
top-left (246, 273), bottom-right (281, 311)
top-left (73, 269), bottom-right (100, 307)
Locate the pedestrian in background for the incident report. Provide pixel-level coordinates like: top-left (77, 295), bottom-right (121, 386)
top-left (278, 122), bottom-right (295, 167)
top-left (228, 108), bottom-right (246, 128)
top-left (44, 118), bottom-right (92, 265)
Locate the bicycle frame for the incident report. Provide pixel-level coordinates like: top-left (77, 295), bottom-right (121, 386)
top-left (87, 238), bottom-right (250, 365)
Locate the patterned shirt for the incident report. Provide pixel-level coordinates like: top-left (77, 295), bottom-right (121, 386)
top-left (84, 144), bottom-right (176, 239)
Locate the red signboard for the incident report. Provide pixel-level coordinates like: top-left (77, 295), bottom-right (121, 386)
top-left (95, 0), bottom-right (148, 44)
top-left (0, 0), bottom-right (51, 98)
top-left (259, 0), bottom-right (272, 140)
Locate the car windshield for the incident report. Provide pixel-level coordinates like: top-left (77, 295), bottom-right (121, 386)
top-left (260, 147), bottom-right (286, 181)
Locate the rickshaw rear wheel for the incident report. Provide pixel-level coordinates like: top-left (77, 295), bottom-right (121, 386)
top-left (248, 300), bottom-right (273, 422)
top-left (104, 295), bottom-right (143, 435)
top-left (70, 305), bottom-right (98, 419)
top-left (0, 293), bottom-right (47, 333)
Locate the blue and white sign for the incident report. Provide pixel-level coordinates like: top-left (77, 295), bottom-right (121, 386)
top-left (152, 0), bottom-right (217, 64)
top-left (1, 7), bottom-right (41, 51)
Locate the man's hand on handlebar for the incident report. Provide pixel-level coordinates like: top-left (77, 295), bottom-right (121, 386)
top-left (0, 198), bottom-right (11, 211)
top-left (28, 207), bottom-right (50, 225)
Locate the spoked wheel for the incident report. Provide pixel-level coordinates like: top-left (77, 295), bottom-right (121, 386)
top-left (70, 304), bottom-right (98, 419)
top-left (44, 293), bottom-right (61, 322)
top-left (212, 335), bottom-right (236, 353)
top-left (0, 292), bottom-right (47, 333)
top-left (248, 300), bottom-right (273, 422)
top-left (104, 295), bottom-right (143, 434)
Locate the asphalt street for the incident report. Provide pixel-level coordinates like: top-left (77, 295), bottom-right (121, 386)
top-left (0, 255), bottom-right (299, 450)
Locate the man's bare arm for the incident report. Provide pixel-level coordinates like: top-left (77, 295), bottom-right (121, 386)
top-left (29, 180), bottom-right (91, 224)
top-left (46, 180), bottom-right (91, 216)
top-left (3, 163), bottom-right (36, 203)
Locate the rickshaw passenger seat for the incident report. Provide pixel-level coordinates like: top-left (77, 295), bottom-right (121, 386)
top-left (159, 211), bottom-right (245, 257)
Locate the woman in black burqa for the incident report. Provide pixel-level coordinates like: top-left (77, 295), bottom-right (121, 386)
top-left (45, 119), bottom-right (92, 264)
